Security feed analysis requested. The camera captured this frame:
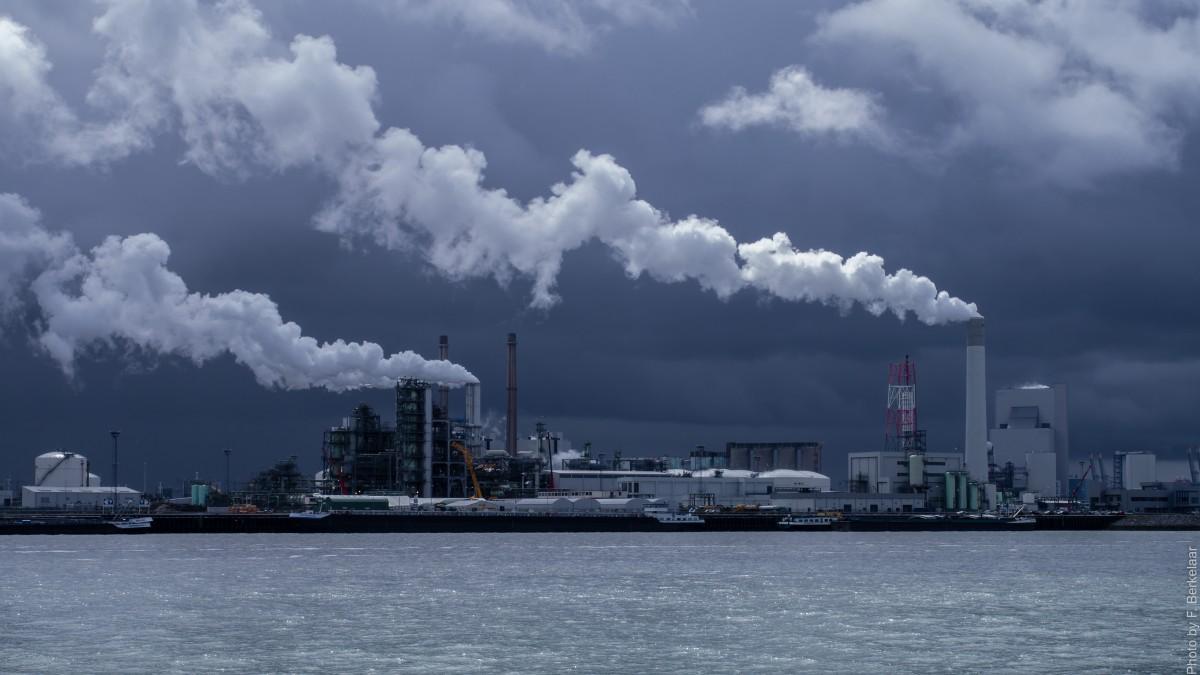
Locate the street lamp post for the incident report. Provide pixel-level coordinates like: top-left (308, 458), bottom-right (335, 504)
top-left (110, 430), bottom-right (121, 515)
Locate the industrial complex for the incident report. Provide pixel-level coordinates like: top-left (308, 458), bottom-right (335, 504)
top-left (2, 322), bottom-right (1197, 529)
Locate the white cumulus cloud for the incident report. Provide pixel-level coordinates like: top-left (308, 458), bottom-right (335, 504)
top-left (818, 0), bottom-right (1200, 185)
top-left (703, 1), bottom-right (1200, 186)
top-left (699, 66), bottom-right (887, 143)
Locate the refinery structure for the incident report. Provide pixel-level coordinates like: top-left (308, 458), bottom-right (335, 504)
top-left (272, 322), bottom-right (1199, 516)
top-left (4, 321), bottom-right (1198, 521)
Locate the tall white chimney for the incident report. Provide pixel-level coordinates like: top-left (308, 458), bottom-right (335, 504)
top-left (464, 382), bottom-right (481, 428)
top-left (965, 317), bottom-right (988, 484)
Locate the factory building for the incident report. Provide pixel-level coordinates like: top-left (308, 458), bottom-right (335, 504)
top-left (322, 404), bottom-right (397, 494)
top-left (1114, 451), bottom-right (1156, 490)
top-left (847, 451), bottom-right (965, 503)
top-left (686, 446), bottom-right (726, 471)
top-left (17, 450), bottom-right (141, 509)
top-left (1022, 451), bottom-right (1058, 497)
top-left (989, 383), bottom-right (1070, 496)
top-left (321, 337), bottom-right (484, 499)
top-left (1093, 482), bottom-right (1198, 514)
top-left (551, 468), bottom-right (830, 508)
top-left (725, 442), bottom-right (821, 473)
top-left (771, 491), bottom-right (925, 514)
top-left (517, 422), bottom-right (575, 468)
top-left (22, 486), bottom-right (142, 509)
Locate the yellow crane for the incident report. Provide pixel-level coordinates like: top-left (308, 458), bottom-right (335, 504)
top-left (450, 440), bottom-right (485, 500)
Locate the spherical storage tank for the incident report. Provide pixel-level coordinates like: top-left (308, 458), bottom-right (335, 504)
top-left (34, 451), bottom-right (89, 488)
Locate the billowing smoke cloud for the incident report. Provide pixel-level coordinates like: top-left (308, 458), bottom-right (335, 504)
top-left (318, 140), bottom-right (978, 322)
top-left (0, 193), bottom-right (73, 312)
top-left (0, 193), bottom-right (476, 388)
top-left (0, 1), bottom-right (978, 324)
top-left (552, 448), bottom-right (584, 469)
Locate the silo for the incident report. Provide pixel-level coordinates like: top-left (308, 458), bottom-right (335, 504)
top-left (908, 454), bottom-right (925, 488)
top-left (34, 451), bottom-right (89, 488)
top-left (944, 472), bottom-right (957, 510)
top-left (968, 482), bottom-right (980, 511)
top-left (957, 472), bottom-right (969, 511)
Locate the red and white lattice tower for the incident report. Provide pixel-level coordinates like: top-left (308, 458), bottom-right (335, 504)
top-left (885, 356), bottom-right (918, 454)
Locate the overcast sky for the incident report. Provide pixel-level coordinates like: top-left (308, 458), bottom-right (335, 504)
top-left (0, 0), bottom-right (1197, 490)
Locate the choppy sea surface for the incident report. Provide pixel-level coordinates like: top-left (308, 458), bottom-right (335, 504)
top-left (0, 531), bottom-right (1185, 674)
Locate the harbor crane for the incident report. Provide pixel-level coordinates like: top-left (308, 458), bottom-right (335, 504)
top-left (451, 440), bottom-right (486, 500)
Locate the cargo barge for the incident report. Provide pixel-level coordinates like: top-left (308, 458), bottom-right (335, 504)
top-left (1032, 513), bottom-right (1124, 530)
top-left (839, 514), bottom-right (1037, 531)
top-left (0, 511), bottom-right (786, 535)
top-left (3, 511), bottom-right (1188, 535)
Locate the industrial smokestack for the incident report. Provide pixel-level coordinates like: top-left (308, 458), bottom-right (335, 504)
top-left (965, 317), bottom-right (988, 484)
top-left (464, 382), bottom-right (481, 428)
top-left (437, 335), bottom-right (449, 415)
top-left (506, 333), bottom-right (517, 457)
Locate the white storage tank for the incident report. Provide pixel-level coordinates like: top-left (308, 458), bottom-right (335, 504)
top-left (908, 454), bottom-right (924, 488)
top-left (88, 473), bottom-right (102, 487)
top-left (34, 451), bottom-right (89, 488)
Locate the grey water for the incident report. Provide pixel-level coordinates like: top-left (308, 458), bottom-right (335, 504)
top-left (0, 531), bottom-right (1184, 674)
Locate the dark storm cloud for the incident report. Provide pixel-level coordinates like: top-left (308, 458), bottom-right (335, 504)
top-left (0, 0), bottom-right (1196, 490)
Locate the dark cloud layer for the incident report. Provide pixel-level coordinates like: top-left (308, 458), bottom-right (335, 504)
top-left (0, 1), bottom-right (1196, 491)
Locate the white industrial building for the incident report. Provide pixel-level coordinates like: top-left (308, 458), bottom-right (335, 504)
top-left (771, 491), bottom-right (925, 514)
top-left (551, 469), bottom-right (830, 508)
top-left (1024, 452), bottom-right (1058, 496)
top-left (22, 486), bottom-right (142, 509)
top-left (847, 452), bottom-right (965, 496)
top-left (20, 450), bottom-right (141, 509)
top-left (1115, 451), bottom-right (1157, 490)
top-left (989, 384), bottom-right (1070, 496)
top-left (512, 497), bottom-right (602, 512)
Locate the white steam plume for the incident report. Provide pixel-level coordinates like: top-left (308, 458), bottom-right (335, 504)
top-left (319, 140), bottom-right (978, 322)
top-left (0, 1), bottom-right (978, 324)
top-left (0, 193), bottom-right (476, 388)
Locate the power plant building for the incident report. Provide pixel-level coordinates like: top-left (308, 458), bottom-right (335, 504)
top-left (989, 383), bottom-right (1070, 496)
top-left (1114, 451), bottom-right (1156, 490)
top-left (847, 451), bottom-right (965, 506)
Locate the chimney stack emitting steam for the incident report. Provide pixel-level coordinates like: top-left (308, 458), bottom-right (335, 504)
top-left (506, 333), bottom-right (518, 457)
top-left (965, 317), bottom-right (988, 484)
